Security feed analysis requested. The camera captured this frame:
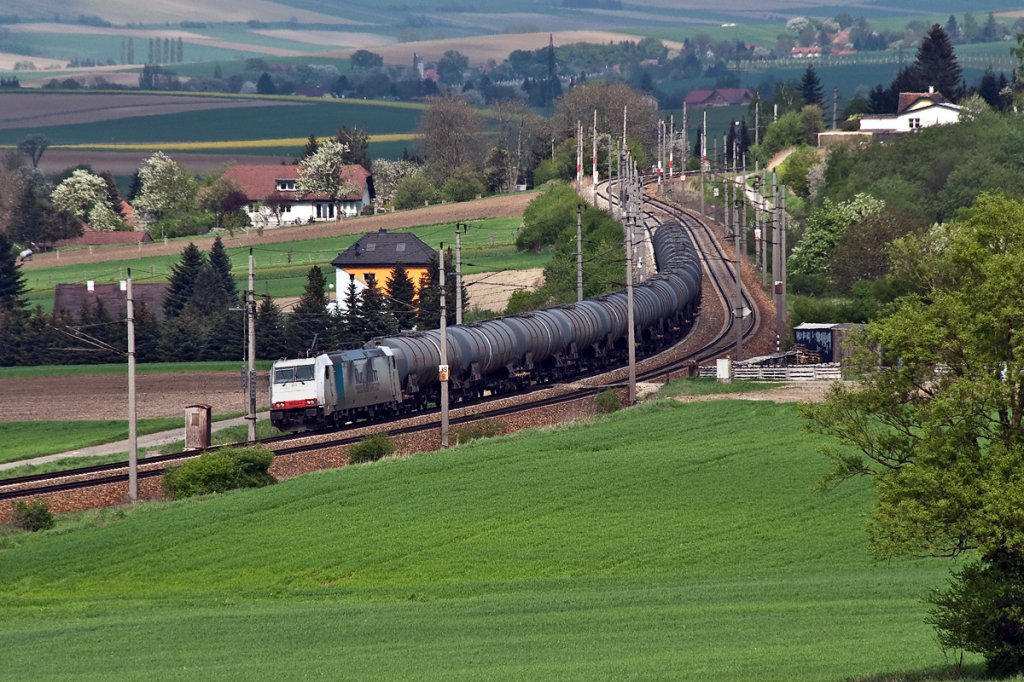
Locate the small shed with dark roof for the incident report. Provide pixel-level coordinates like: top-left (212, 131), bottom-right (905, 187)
top-left (330, 229), bottom-right (435, 309)
top-left (54, 282), bottom-right (170, 321)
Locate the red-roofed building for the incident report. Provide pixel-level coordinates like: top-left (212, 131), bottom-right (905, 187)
top-left (221, 163), bottom-right (374, 227)
top-left (683, 88), bottom-right (754, 107)
top-left (791, 46), bottom-right (822, 58)
top-left (57, 225), bottom-right (153, 249)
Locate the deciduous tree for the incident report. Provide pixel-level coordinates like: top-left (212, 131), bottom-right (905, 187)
top-left (803, 193), bottom-right (1024, 676)
top-left (17, 134), bottom-right (49, 169)
top-left (296, 139), bottom-right (358, 215)
top-left (419, 94), bottom-right (483, 185)
top-left (134, 152), bottom-right (198, 220)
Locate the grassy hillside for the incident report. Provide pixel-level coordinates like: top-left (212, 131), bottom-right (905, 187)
top-left (22, 217), bottom-right (543, 311)
top-left (0, 398), bottom-right (973, 680)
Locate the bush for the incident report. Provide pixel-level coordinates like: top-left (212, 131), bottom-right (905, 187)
top-left (393, 172), bottom-right (438, 209)
top-left (349, 433), bottom-right (395, 463)
top-left (441, 169), bottom-right (485, 202)
top-left (162, 445), bottom-right (276, 499)
top-left (453, 420), bottom-right (507, 445)
top-left (595, 389), bottom-right (623, 414)
top-left (12, 499), bottom-right (55, 532)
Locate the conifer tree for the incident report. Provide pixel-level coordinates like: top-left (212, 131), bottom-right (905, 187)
top-left (341, 276), bottom-right (365, 343)
top-left (912, 24), bottom-right (962, 99)
top-left (0, 231), bottom-right (27, 314)
top-left (256, 295), bottom-right (289, 360)
top-left (164, 243), bottom-right (207, 318)
top-left (208, 236), bottom-right (237, 302)
top-left (359, 277), bottom-right (398, 341)
top-left (800, 64), bottom-right (824, 106)
top-left (415, 250), bottom-right (457, 329)
top-left (386, 265), bottom-right (417, 330)
top-left (288, 266), bottom-right (332, 355)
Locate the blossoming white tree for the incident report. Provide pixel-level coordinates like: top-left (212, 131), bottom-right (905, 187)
top-left (51, 169), bottom-right (125, 231)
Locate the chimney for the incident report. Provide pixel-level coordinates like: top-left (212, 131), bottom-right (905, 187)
top-left (928, 85), bottom-right (934, 94)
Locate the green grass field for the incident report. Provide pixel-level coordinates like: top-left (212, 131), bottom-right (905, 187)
top-left (0, 397), bottom-right (981, 680)
top-left (0, 419), bottom-right (281, 480)
top-left (0, 94), bottom-right (423, 147)
top-left (0, 418), bottom-right (181, 464)
top-left (25, 217), bottom-right (542, 311)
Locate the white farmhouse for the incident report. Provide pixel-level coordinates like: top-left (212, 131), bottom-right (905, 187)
top-left (858, 87), bottom-right (962, 134)
top-left (222, 163), bottom-right (373, 227)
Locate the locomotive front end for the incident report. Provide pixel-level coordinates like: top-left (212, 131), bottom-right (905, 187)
top-left (270, 357), bottom-right (323, 431)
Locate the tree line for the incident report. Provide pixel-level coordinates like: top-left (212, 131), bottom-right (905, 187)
top-left (0, 236), bottom-right (465, 367)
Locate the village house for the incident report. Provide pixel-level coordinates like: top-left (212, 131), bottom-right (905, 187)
top-left (221, 163), bottom-right (374, 227)
top-left (858, 87), bottom-right (962, 135)
top-left (682, 88), bottom-right (754, 108)
top-left (53, 281), bottom-right (170, 321)
top-left (330, 229), bottom-right (435, 311)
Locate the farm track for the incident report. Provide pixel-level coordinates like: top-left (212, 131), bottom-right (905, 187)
top-left (0, 183), bottom-right (769, 518)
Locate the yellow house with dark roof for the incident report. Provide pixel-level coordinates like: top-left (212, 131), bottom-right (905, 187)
top-left (330, 229), bottom-right (435, 310)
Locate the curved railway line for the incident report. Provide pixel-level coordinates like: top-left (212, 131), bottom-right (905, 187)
top-left (0, 179), bottom-right (767, 511)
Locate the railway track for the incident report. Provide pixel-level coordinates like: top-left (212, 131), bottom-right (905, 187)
top-left (0, 183), bottom-right (765, 507)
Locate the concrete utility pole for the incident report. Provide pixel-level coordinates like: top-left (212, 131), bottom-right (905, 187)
top-left (755, 100), bottom-right (760, 146)
top-left (592, 109), bottom-right (598, 186)
top-left (455, 222), bottom-right (467, 325)
top-left (772, 174), bottom-right (783, 352)
top-left (575, 120), bottom-right (582, 188)
top-left (733, 171), bottom-right (744, 363)
top-left (247, 249), bottom-right (257, 442)
top-left (576, 205), bottom-right (584, 302)
top-left (669, 113), bottom-right (675, 178)
top-left (127, 269), bottom-right (137, 502)
top-left (439, 245), bottom-right (449, 448)
top-left (626, 189), bottom-right (636, 406)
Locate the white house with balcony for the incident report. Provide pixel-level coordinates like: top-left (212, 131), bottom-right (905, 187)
top-left (858, 87), bottom-right (962, 135)
top-left (221, 163), bottom-right (373, 227)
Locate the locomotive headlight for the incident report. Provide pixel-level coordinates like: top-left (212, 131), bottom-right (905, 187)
top-left (305, 398), bottom-right (318, 406)
top-left (273, 401), bottom-right (284, 408)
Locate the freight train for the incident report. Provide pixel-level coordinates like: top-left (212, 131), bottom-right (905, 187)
top-left (270, 220), bottom-right (702, 432)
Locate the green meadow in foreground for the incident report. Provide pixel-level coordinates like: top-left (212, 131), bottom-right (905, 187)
top-left (0, 399), bottom-right (979, 680)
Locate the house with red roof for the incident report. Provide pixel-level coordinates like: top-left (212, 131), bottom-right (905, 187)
top-left (683, 88), bottom-right (753, 108)
top-left (221, 163), bottom-right (374, 227)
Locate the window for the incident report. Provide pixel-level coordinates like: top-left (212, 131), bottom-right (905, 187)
top-left (274, 364), bottom-right (315, 384)
top-left (315, 203), bottom-right (336, 219)
top-left (908, 118), bottom-right (922, 129)
top-left (396, 243), bottom-right (406, 253)
top-left (276, 179), bottom-right (296, 191)
top-left (364, 273), bottom-right (376, 285)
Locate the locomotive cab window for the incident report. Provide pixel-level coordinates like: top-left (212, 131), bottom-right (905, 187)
top-left (274, 365), bottom-right (315, 384)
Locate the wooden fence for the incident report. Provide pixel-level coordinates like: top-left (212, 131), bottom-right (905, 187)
top-left (697, 364), bottom-right (843, 381)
